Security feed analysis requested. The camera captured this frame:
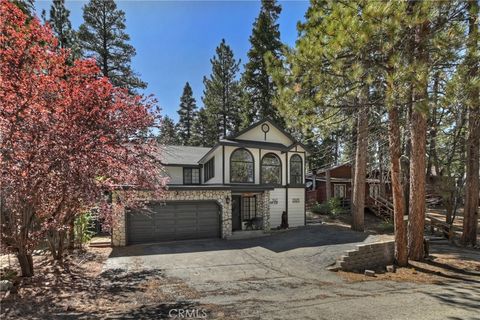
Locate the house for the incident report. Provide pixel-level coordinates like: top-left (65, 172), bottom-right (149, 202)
top-left (111, 119), bottom-right (309, 246)
top-left (306, 163), bottom-right (392, 209)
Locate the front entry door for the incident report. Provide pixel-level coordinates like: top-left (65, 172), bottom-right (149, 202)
top-left (232, 195), bottom-right (241, 231)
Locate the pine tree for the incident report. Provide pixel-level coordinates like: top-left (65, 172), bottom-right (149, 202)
top-left (241, 0), bottom-right (284, 126)
top-left (158, 116), bottom-right (179, 145)
top-left (461, 0), bottom-right (479, 246)
top-left (78, 0), bottom-right (146, 91)
top-left (203, 39), bottom-right (242, 138)
top-left (48, 0), bottom-right (81, 59)
top-left (177, 82), bottom-right (198, 145)
top-left (191, 108), bottom-right (217, 147)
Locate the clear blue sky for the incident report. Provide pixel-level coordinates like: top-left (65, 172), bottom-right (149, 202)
top-left (35, 1), bottom-right (309, 121)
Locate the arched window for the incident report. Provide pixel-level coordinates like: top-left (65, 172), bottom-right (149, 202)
top-left (261, 153), bottom-right (281, 185)
top-left (230, 148), bottom-right (254, 183)
top-left (290, 154), bottom-right (303, 185)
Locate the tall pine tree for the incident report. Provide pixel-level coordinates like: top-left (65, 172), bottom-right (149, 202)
top-left (48, 0), bottom-right (81, 59)
top-left (158, 116), bottom-right (180, 145)
top-left (78, 0), bottom-right (146, 91)
top-left (191, 108), bottom-right (217, 147)
top-left (241, 0), bottom-right (284, 126)
top-left (203, 39), bottom-right (242, 138)
top-left (177, 82), bottom-right (198, 145)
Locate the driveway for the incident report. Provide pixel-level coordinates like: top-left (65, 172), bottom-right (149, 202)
top-left (104, 225), bottom-right (480, 320)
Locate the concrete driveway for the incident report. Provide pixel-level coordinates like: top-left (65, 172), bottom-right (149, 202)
top-left (104, 225), bottom-right (480, 320)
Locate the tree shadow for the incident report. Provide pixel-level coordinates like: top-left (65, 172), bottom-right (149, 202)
top-left (109, 224), bottom-right (371, 258)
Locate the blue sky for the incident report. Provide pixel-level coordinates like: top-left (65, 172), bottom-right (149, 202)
top-left (35, 1), bottom-right (309, 121)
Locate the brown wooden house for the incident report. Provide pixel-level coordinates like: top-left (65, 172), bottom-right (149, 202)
top-left (306, 163), bottom-right (392, 211)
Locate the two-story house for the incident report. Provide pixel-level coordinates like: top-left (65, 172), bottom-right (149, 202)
top-left (112, 119), bottom-right (309, 246)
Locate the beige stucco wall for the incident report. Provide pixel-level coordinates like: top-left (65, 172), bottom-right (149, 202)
top-left (288, 188), bottom-right (305, 227)
top-left (237, 121), bottom-right (293, 146)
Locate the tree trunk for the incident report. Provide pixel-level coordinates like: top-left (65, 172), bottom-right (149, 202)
top-left (461, 0), bottom-right (480, 246)
top-left (408, 20), bottom-right (429, 261)
top-left (326, 169), bottom-right (331, 201)
top-left (386, 67), bottom-right (408, 267)
top-left (68, 219), bottom-right (75, 251)
top-left (352, 90), bottom-right (369, 232)
top-left (17, 251), bottom-right (34, 277)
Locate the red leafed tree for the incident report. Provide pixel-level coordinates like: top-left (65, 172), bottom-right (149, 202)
top-left (0, 0), bottom-right (166, 276)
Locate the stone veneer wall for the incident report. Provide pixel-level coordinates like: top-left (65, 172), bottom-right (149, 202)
top-left (257, 191), bottom-right (270, 232)
top-left (111, 190), bottom-right (232, 246)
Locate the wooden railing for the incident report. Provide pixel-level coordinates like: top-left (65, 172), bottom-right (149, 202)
top-left (367, 195), bottom-right (394, 220)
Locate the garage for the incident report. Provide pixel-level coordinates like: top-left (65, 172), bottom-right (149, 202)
top-left (126, 201), bottom-right (221, 244)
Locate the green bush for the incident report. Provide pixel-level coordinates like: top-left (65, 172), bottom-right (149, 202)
top-left (378, 220), bottom-right (394, 233)
top-left (311, 198), bottom-right (347, 216)
top-left (74, 211), bottom-right (96, 248)
top-left (311, 202), bottom-right (330, 214)
top-left (0, 267), bottom-right (17, 281)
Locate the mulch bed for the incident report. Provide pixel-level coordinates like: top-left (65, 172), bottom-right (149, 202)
top-left (0, 247), bottom-right (235, 319)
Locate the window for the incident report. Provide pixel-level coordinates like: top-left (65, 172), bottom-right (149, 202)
top-left (334, 184), bottom-right (346, 198)
top-left (230, 148), bottom-right (254, 183)
top-left (183, 167), bottom-right (200, 185)
top-left (261, 153), bottom-right (281, 185)
top-left (241, 196), bottom-right (257, 220)
top-left (290, 154), bottom-right (303, 185)
top-left (204, 157), bottom-right (215, 182)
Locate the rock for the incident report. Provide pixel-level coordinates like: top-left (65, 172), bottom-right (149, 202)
top-left (386, 265), bottom-right (396, 273)
top-left (0, 280), bottom-right (13, 292)
top-left (364, 270), bottom-right (376, 277)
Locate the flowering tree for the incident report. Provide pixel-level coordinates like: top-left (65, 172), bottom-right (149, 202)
top-left (0, 0), bottom-right (166, 276)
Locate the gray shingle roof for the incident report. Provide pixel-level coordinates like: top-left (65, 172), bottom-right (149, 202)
top-left (160, 145), bottom-right (211, 166)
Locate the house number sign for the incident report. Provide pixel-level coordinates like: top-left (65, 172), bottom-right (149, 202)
top-left (292, 198), bottom-right (300, 203)
top-left (269, 198), bottom-right (278, 205)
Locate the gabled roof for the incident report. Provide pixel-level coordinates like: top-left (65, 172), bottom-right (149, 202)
top-left (227, 118), bottom-right (311, 153)
top-left (160, 145), bottom-right (211, 166)
top-left (227, 117), bottom-right (297, 143)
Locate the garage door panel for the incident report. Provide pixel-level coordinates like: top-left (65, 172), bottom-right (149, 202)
top-left (127, 201), bottom-right (220, 244)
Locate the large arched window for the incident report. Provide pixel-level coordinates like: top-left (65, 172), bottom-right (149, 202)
top-left (261, 153), bottom-right (281, 185)
top-left (230, 148), bottom-right (254, 183)
top-left (290, 154), bottom-right (303, 185)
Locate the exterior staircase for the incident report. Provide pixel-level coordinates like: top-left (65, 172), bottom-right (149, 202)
top-left (367, 195), bottom-right (394, 220)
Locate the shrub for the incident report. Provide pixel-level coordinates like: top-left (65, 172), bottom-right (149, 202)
top-left (74, 211), bottom-right (96, 248)
top-left (378, 220), bottom-right (394, 233)
top-left (311, 202), bottom-right (331, 214)
top-left (311, 198), bottom-right (348, 216)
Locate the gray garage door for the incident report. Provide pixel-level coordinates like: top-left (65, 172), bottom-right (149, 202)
top-left (126, 201), bottom-right (220, 244)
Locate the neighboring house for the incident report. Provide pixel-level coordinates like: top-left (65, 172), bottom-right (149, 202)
top-left (112, 119), bottom-right (309, 246)
top-left (306, 163), bottom-right (392, 208)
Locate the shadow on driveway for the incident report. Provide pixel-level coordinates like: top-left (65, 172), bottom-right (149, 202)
top-left (109, 224), bottom-right (371, 258)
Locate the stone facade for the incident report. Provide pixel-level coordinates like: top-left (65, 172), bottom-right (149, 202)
top-left (257, 191), bottom-right (270, 232)
top-left (111, 189), bottom-right (232, 246)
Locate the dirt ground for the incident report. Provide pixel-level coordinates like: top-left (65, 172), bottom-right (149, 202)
top-left (308, 210), bottom-right (395, 236)
top-left (0, 247), bottom-right (234, 319)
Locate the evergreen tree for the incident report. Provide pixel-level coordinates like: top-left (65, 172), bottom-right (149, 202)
top-left (191, 108), bottom-right (217, 147)
top-left (203, 39), bottom-right (242, 138)
top-left (241, 0), bottom-right (283, 126)
top-left (48, 0), bottom-right (81, 59)
top-left (177, 82), bottom-right (198, 145)
top-left (158, 116), bottom-right (179, 145)
top-left (78, 0), bottom-right (146, 91)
